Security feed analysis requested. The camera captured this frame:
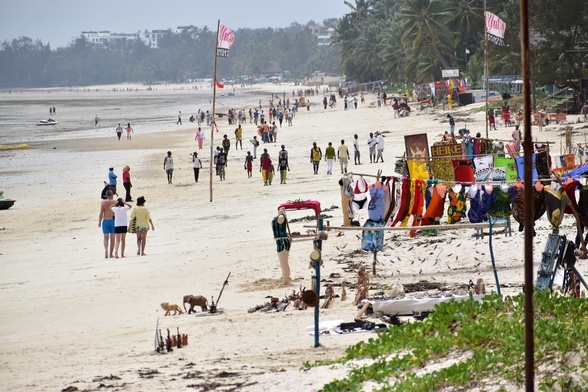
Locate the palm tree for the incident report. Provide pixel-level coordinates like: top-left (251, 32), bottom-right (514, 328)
top-left (396, 0), bottom-right (456, 79)
top-left (331, 15), bottom-right (360, 59)
top-left (343, 0), bottom-right (373, 25)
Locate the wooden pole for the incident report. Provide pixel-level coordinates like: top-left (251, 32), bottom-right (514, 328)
top-left (519, 0), bottom-right (535, 388)
top-left (209, 19), bottom-right (220, 203)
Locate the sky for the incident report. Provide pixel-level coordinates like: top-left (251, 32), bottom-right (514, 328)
top-left (0, 0), bottom-right (351, 49)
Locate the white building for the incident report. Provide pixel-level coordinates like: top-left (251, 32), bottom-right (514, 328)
top-left (79, 29), bottom-right (169, 48)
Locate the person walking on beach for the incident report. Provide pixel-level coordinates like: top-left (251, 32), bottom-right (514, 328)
top-left (164, 151), bottom-right (174, 184)
top-left (222, 135), bottom-right (231, 161)
top-left (115, 123), bottom-right (123, 140)
top-left (216, 148), bottom-right (227, 180)
top-left (108, 166), bottom-right (117, 195)
top-left (375, 132), bottom-right (385, 163)
top-left (338, 139), bottom-right (350, 174)
top-left (177, 111), bottom-right (182, 125)
top-left (245, 151), bottom-right (254, 178)
top-left (192, 152), bottom-right (202, 182)
top-left (278, 145), bottom-right (289, 184)
top-left (126, 123), bottom-right (133, 140)
top-left (260, 149), bottom-right (272, 185)
top-left (325, 142), bottom-right (336, 175)
top-left (310, 142), bottom-right (322, 175)
top-left (122, 165), bottom-right (132, 202)
top-left (353, 134), bottom-right (361, 165)
top-left (95, 114), bottom-right (100, 126)
top-left (196, 127), bottom-right (205, 149)
top-left (130, 196), bottom-right (154, 256)
top-left (98, 190), bottom-right (116, 259)
top-left (367, 132), bottom-right (377, 163)
top-left (250, 136), bottom-right (260, 159)
top-left (111, 198), bottom-right (132, 258)
top-left (235, 125), bottom-right (243, 150)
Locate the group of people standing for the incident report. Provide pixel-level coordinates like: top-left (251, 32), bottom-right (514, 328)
top-left (114, 122), bottom-right (134, 140)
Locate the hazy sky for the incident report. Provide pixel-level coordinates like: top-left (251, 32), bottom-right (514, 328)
top-left (0, 1), bottom-right (350, 48)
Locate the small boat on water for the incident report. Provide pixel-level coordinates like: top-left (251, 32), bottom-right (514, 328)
top-left (0, 199), bottom-right (16, 210)
top-left (37, 118), bottom-right (57, 126)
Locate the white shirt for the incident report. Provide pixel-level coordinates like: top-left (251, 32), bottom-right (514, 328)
top-left (193, 157), bottom-right (202, 169)
top-left (377, 135), bottom-right (384, 150)
top-left (111, 205), bottom-right (130, 227)
top-left (353, 139), bottom-right (360, 152)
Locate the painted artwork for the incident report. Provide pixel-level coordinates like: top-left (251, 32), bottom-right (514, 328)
top-left (405, 133), bottom-right (430, 159)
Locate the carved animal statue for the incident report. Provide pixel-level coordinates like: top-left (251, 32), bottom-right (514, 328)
top-left (183, 295), bottom-right (208, 313)
top-left (161, 302), bottom-right (183, 316)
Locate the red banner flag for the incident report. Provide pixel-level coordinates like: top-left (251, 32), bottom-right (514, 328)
top-left (214, 78), bottom-right (224, 89)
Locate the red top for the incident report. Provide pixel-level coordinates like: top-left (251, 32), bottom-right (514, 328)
top-left (278, 200), bottom-right (321, 217)
top-left (123, 171), bottom-right (130, 183)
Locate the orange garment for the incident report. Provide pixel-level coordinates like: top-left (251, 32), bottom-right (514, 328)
top-left (422, 184), bottom-right (448, 226)
top-left (409, 179), bottom-right (426, 237)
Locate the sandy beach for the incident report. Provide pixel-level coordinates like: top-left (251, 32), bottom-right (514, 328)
top-left (1, 82), bottom-right (587, 391)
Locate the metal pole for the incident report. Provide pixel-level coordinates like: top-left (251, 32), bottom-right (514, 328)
top-left (484, 0), bottom-right (489, 139)
top-left (209, 20), bottom-right (220, 203)
top-left (314, 218), bottom-right (323, 348)
top-left (519, 0), bottom-right (535, 389)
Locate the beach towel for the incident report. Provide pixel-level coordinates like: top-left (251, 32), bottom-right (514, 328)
top-left (473, 155), bottom-right (494, 181)
top-left (406, 160), bottom-right (429, 180)
top-left (515, 155), bottom-right (538, 181)
top-left (493, 156), bottom-right (518, 181)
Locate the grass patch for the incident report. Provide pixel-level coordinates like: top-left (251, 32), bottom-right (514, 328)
top-left (309, 293), bottom-right (588, 391)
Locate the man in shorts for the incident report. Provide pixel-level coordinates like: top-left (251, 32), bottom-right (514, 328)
top-left (337, 139), bottom-right (350, 174)
top-left (98, 190), bottom-right (116, 259)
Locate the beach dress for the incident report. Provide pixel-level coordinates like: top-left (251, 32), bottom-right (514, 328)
top-left (391, 178), bottom-right (411, 227)
top-left (408, 179), bottom-right (426, 236)
top-left (489, 186), bottom-right (512, 218)
top-left (447, 186), bottom-right (467, 224)
top-left (421, 184), bottom-right (447, 226)
top-left (272, 215), bottom-right (291, 252)
top-left (467, 188), bottom-right (485, 223)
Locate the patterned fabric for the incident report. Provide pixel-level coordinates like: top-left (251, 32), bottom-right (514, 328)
top-left (489, 186), bottom-right (512, 217)
top-left (368, 186), bottom-right (386, 221)
top-left (468, 188), bottom-right (485, 223)
top-left (509, 185), bottom-right (546, 231)
top-left (272, 215), bottom-right (291, 252)
top-left (407, 159), bottom-right (429, 180)
top-left (544, 187), bottom-right (572, 230)
top-left (447, 187), bottom-right (467, 224)
top-left (362, 219), bottom-right (385, 252)
top-left (535, 150), bottom-right (551, 179)
top-left (429, 158), bottom-right (454, 182)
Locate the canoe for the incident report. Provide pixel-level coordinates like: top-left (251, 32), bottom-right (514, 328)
top-left (0, 199), bottom-right (16, 210)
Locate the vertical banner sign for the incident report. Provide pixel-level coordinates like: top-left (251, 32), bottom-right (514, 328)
top-left (216, 25), bottom-right (235, 58)
top-left (485, 11), bottom-right (507, 46)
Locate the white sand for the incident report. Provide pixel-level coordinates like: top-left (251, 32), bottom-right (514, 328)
top-left (1, 83), bottom-right (587, 391)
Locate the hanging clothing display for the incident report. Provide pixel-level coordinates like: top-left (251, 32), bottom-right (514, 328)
top-left (544, 186), bottom-right (572, 230)
top-left (467, 187), bottom-right (485, 223)
top-left (535, 150), bottom-right (551, 179)
top-left (406, 159), bottom-right (429, 180)
top-left (489, 186), bottom-right (512, 218)
top-left (429, 158), bottom-right (454, 182)
top-left (473, 155), bottom-right (494, 181)
top-left (361, 219), bottom-right (385, 252)
top-left (515, 155), bottom-right (538, 181)
top-left (409, 179), bottom-right (426, 237)
top-left (421, 184), bottom-right (448, 226)
top-left (509, 183), bottom-right (546, 232)
top-left (368, 185), bottom-right (386, 221)
top-left (391, 178), bottom-right (411, 227)
top-left (452, 159), bottom-right (475, 183)
top-left (425, 179), bottom-right (437, 209)
top-left (447, 186), bottom-right (467, 224)
top-left (493, 156), bottom-right (518, 182)
top-left (562, 180), bottom-right (581, 215)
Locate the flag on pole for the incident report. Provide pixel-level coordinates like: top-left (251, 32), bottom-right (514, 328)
top-left (485, 11), bottom-right (507, 46)
top-left (465, 48), bottom-right (470, 54)
top-left (214, 78), bottom-right (224, 89)
top-left (216, 24), bottom-right (235, 58)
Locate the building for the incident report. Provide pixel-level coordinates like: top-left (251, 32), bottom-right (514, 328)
top-left (79, 29), bottom-right (169, 48)
top-left (308, 19), bottom-right (337, 46)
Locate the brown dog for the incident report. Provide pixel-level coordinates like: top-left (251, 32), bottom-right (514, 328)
top-left (161, 302), bottom-right (183, 316)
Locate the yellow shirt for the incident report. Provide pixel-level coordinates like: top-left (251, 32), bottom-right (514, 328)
top-left (131, 206), bottom-right (151, 228)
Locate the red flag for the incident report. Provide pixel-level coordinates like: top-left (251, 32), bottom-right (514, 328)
top-left (215, 78), bottom-right (224, 89)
